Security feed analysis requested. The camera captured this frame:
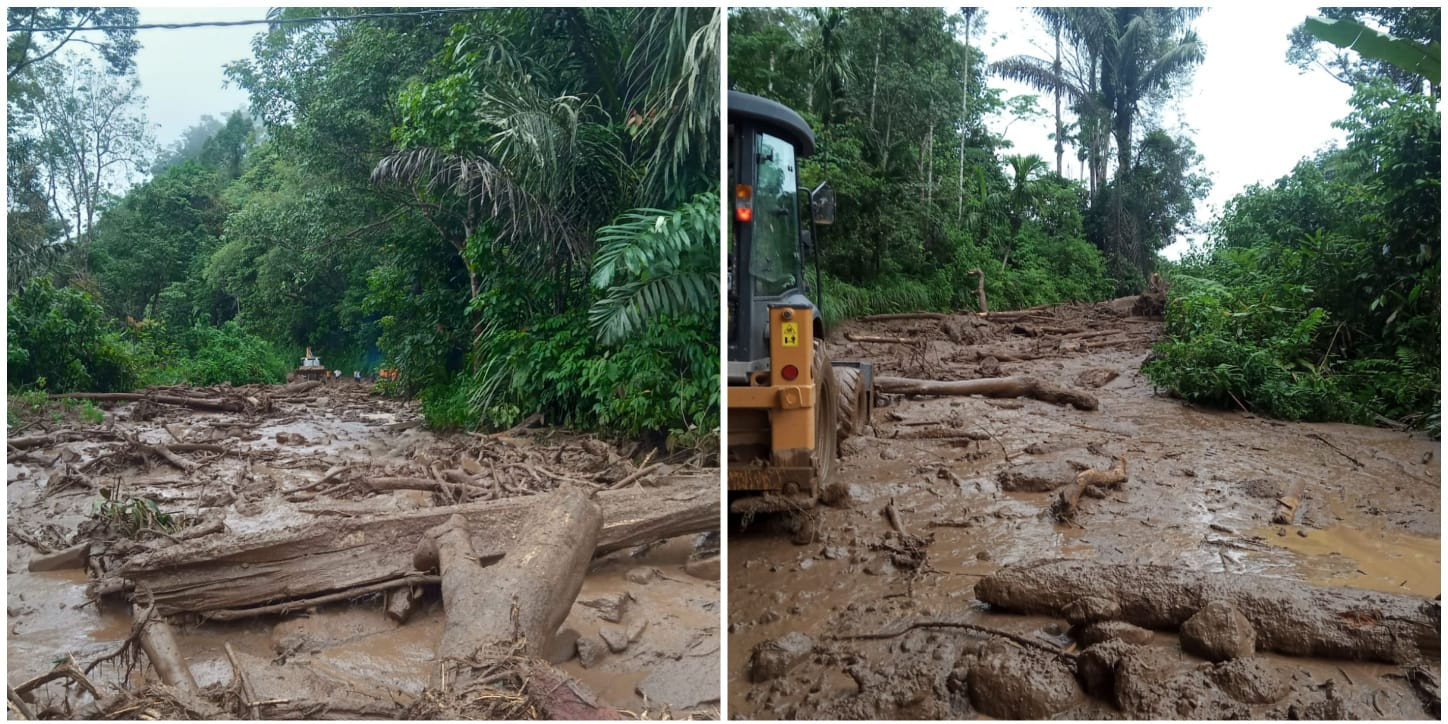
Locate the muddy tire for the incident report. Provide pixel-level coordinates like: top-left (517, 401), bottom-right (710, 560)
top-left (834, 365), bottom-right (869, 444)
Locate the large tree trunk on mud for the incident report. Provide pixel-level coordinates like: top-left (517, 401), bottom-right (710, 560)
top-left (108, 477), bottom-right (715, 616)
top-left (976, 559), bottom-right (1440, 664)
top-left (50, 391), bottom-right (267, 414)
top-left (875, 375), bottom-right (1098, 411)
top-left (425, 487), bottom-right (600, 660)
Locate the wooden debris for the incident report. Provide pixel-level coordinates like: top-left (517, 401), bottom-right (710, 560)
top-left (1052, 456), bottom-right (1127, 521)
top-left (1272, 478), bottom-right (1307, 525)
top-left (976, 559), bottom-right (1440, 664)
top-left (27, 542), bottom-right (90, 572)
top-left (875, 375), bottom-right (1099, 411)
top-left (844, 333), bottom-right (921, 345)
top-left (108, 477), bottom-right (716, 617)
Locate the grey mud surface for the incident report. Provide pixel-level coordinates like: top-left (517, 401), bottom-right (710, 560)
top-left (728, 304), bottom-right (1440, 719)
top-left (7, 384), bottom-right (719, 718)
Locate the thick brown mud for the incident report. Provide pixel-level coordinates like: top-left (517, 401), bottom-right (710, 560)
top-left (7, 383), bottom-right (719, 719)
top-left (728, 303), bottom-right (1440, 719)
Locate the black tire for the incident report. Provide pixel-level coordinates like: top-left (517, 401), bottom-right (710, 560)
top-left (834, 365), bottom-right (868, 444)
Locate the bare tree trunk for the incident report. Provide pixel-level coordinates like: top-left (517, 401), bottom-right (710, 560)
top-left (956, 9), bottom-right (973, 223)
top-left (1053, 22), bottom-right (1064, 176)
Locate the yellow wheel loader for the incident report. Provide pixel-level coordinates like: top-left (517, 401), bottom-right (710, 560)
top-left (727, 91), bottom-right (873, 518)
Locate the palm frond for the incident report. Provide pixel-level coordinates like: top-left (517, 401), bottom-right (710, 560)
top-left (990, 56), bottom-right (1085, 101)
top-left (371, 147), bottom-right (587, 263)
top-left (625, 8), bottom-right (720, 205)
top-left (588, 191), bottom-right (719, 343)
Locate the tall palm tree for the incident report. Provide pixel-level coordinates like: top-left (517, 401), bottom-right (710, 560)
top-left (991, 8), bottom-right (1203, 186)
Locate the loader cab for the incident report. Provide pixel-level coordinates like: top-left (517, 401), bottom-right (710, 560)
top-left (727, 91), bottom-right (833, 381)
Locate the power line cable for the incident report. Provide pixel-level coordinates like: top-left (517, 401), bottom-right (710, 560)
top-left (7, 8), bottom-right (488, 33)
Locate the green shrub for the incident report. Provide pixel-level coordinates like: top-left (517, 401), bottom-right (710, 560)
top-left (7, 279), bottom-right (139, 392)
top-left (466, 310), bottom-right (717, 440)
top-left (179, 321), bottom-right (293, 386)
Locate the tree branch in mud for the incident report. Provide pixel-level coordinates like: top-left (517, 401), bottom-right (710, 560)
top-left (1052, 456), bottom-right (1127, 521)
top-left (875, 375), bottom-right (1099, 411)
top-left (975, 559), bottom-right (1440, 664)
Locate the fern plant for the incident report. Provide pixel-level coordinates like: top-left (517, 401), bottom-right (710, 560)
top-left (588, 191), bottom-right (719, 344)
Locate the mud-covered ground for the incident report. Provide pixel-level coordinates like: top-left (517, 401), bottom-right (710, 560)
top-left (7, 382), bottom-right (719, 719)
top-left (729, 302), bottom-right (1440, 719)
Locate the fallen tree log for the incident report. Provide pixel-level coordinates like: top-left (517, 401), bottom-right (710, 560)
top-left (844, 332), bottom-right (921, 345)
top-left (975, 559), bottom-right (1439, 664)
top-left (875, 375), bottom-right (1098, 411)
top-left (49, 392), bottom-right (268, 414)
top-left (428, 487), bottom-right (599, 660)
top-left (107, 476), bottom-right (716, 616)
top-left (1052, 456), bottom-right (1127, 521)
top-left (858, 312), bottom-right (948, 322)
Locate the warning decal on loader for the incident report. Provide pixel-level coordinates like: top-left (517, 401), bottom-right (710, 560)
top-left (780, 321), bottom-right (799, 347)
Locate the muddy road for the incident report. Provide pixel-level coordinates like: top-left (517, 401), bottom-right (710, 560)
top-left (729, 301), bottom-right (1440, 719)
top-left (8, 382), bottom-right (719, 719)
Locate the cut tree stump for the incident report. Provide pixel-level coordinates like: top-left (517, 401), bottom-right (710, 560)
top-left (1272, 478), bottom-right (1307, 525)
top-left (976, 559), bottom-right (1439, 664)
top-left (875, 375), bottom-right (1098, 411)
top-left (107, 476), bottom-right (716, 616)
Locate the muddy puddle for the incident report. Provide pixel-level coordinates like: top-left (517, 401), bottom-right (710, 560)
top-left (728, 304), bottom-right (1440, 719)
top-left (7, 382), bottom-right (719, 719)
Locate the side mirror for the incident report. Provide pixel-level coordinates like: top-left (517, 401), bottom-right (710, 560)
top-left (810, 181), bottom-right (835, 226)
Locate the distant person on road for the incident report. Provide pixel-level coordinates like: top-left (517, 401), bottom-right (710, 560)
top-left (353, 370), bottom-right (362, 383)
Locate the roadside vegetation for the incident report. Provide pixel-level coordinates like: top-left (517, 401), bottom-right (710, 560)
top-left (7, 8), bottom-right (720, 442)
top-left (1145, 10), bottom-right (1440, 431)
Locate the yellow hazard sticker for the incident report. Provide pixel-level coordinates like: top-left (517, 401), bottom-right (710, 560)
top-left (780, 321), bottom-right (800, 347)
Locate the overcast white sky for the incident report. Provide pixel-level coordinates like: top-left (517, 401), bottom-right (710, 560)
top-left (123, 5), bottom-right (1355, 259)
top-left (975, 4), bottom-right (1355, 257)
top-left (131, 7), bottom-right (256, 150)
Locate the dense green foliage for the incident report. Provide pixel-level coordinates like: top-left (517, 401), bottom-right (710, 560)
top-left (1145, 79), bottom-right (1440, 430)
top-left (7, 279), bottom-right (137, 392)
top-left (7, 9), bottom-right (720, 444)
top-left (729, 8), bottom-right (1206, 322)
